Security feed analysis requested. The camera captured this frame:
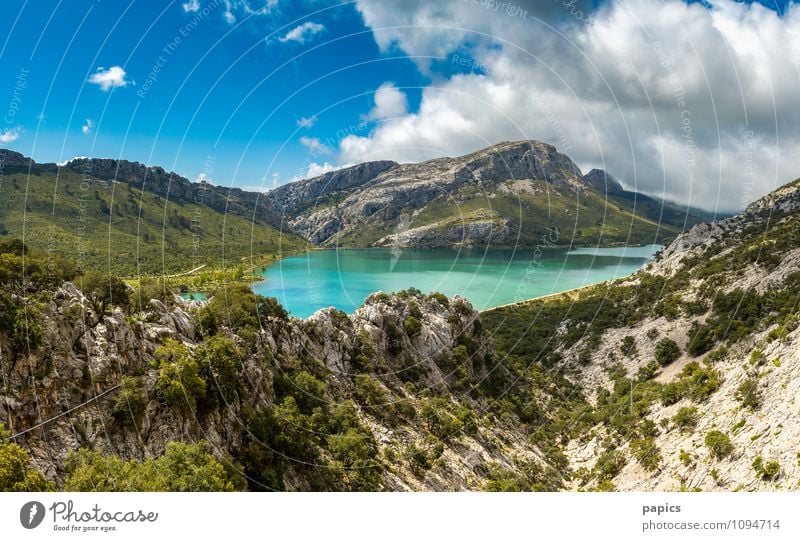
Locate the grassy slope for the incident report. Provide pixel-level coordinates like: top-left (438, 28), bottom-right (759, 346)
top-left (0, 169), bottom-right (308, 276)
top-left (401, 180), bottom-right (682, 247)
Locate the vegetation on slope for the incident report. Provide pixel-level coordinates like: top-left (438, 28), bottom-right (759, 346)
top-left (0, 165), bottom-right (308, 276)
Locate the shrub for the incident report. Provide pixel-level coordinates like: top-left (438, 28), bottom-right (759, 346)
top-left (64, 442), bottom-right (242, 491)
top-left (155, 340), bottom-right (206, 414)
top-left (403, 316), bottom-right (422, 337)
top-left (672, 406), bottom-right (698, 432)
top-left (654, 338), bottom-right (681, 366)
top-left (81, 271), bottom-right (130, 313)
top-left (291, 371), bottom-right (328, 414)
top-left (630, 437), bottom-right (661, 472)
top-left (0, 424), bottom-right (51, 491)
top-left (593, 449), bottom-right (626, 481)
top-left (735, 376), bottom-right (762, 410)
top-left (421, 398), bottom-right (463, 440)
top-left (620, 335), bottom-right (637, 357)
top-left (763, 460), bottom-right (781, 479)
top-left (353, 374), bottom-right (386, 407)
top-left (195, 335), bottom-right (244, 410)
top-left (112, 376), bottom-right (148, 427)
top-left (705, 430), bottom-right (734, 459)
top-left (637, 360), bottom-right (659, 381)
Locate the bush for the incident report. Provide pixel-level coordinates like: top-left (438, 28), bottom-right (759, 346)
top-left (64, 442), bottom-right (243, 491)
top-left (654, 338), bottom-right (681, 366)
top-left (735, 376), bottom-right (762, 410)
top-left (637, 360), bottom-right (659, 381)
top-left (672, 406), bottom-right (698, 432)
top-left (403, 316), bottom-right (422, 337)
top-left (291, 371), bottom-right (328, 414)
top-left (155, 340), bottom-right (206, 414)
top-left (112, 376), bottom-right (148, 427)
top-left (630, 437), bottom-right (661, 472)
top-left (593, 449), bottom-right (626, 481)
top-left (421, 398), bottom-right (463, 440)
top-left (0, 424), bottom-right (51, 491)
top-left (81, 271), bottom-right (130, 313)
top-left (195, 335), bottom-right (244, 410)
top-left (620, 336), bottom-right (637, 357)
top-left (705, 430), bottom-right (733, 459)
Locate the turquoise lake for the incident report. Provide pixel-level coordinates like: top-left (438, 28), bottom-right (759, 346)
top-left (252, 244), bottom-right (662, 319)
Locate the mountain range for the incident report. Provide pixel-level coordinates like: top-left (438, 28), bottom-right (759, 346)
top-left (266, 140), bottom-right (718, 248)
top-left (2, 159), bottom-right (798, 491)
top-left (0, 141), bottom-right (716, 276)
top-left (0, 142), bottom-right (800, 491)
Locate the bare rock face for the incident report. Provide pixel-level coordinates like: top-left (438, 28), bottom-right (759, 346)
top-left (266, 160), bottom-right (397, 217)
top-left (282, 140), bottom-right (583, 247)
top-left (581, 169), bottom-right (624, 194)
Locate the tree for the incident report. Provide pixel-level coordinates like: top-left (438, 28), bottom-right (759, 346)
top-left (195, 336), bottom-right (244, 411)
top-left (0, 424), bottom-right (51, 491)
top-left (81, 271), bottom-right (130, 313)
top-left (64, 442), bottom-right (242, 491)
top-left (112, 376), bottom-right (148, 427)
top-left (654, 338), bottom-right (681, 366)
top-left (154, 339), bottom-right (206, 414)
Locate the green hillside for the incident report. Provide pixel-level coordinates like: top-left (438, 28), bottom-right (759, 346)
top-left (0, 167), bottom-right (308, 276)
top-left (335, 179), bottom-right (688, 248)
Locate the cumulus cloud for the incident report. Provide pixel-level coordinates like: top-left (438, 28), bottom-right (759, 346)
top-left (366, 83), bottom-right (408, 121)
top-left (0, 126), bottom-right (21, 144)
top-left (299, 136), bottom-right (331, 156)
top-left (278, 21), bottom-right (325, 43)
top-left (182, 0), bottom-right (200, 13)
top-left (342, 0), bottom-right (800, 212)
top-left (81, 119), bottom-right (94, 135)
top-left (297, 115), bottom-right (318, 128)
top-left (88, 66), bottom-right (129, 91)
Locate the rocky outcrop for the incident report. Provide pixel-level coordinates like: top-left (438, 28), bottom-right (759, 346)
top-left (581, 169), bottom-right (624, 194)
top-left (4, 285), bottom-right (547, 491)
top-left (266, 160), bottom-right (397, 217)
top-left (551, 177), bottom-right (800, 491)
top-left (284, 140), bottom-right (584, 246)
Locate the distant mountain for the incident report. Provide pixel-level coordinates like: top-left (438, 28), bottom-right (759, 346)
top-left (267, 141), bottom-right (717, 249)
top-left (0, 149), bottom-right (307, 275)
top-left (581, 168), bottom-right (720, 231)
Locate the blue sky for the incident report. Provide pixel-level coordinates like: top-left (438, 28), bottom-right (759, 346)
top-left (0, 0), bottom-right (428, 187)
top-left (0, 0), bottom-right (797, 208)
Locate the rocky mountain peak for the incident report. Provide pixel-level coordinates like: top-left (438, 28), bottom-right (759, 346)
top-left (454, 140), bottom-right (584, 187)
top-left (266, 160), bottom-right (397, 217)
top-left (581, 168), bottom-right (624, 193)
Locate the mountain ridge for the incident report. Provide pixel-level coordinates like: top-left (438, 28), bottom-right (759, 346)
top-left (268, 140), bottom-right (717, 248)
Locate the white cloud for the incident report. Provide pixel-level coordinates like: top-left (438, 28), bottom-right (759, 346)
top-left (57, 156), bottom-right (89, 166)
top-left (299, 136), bottom-right (331, 156)
top-left (182, 0), bottom-right (200, 13)
top-left (289, 162), bottom-right (346, 183)
top-left (81, 119), bottom-right (94, 135)
top-left (367, 83), bottom-right (408, 121)
top-left (278, 21), bottom-right (325, 44)
top-left (88, 66), bottom-right (129, 91)
top-left (196, 172), bottom-right (212, 183)
top-left (344, 0), bottom-right (800, 212)
top-left (297, 115), bottom-right (318, 128)
top-left (0, 126), bottom-right (21, 144)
